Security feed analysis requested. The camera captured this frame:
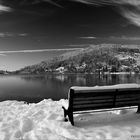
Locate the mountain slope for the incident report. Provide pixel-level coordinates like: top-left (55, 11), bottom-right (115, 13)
top-left (17, 44), bottom-right (140, 74)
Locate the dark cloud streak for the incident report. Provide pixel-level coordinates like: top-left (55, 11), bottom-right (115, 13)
top-left (69, 0), bottom-right (140, 27)
top-left (2, 0), bottom-right (140, 27)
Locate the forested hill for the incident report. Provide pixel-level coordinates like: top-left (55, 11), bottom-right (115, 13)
top-left (16, 44), bottom-right (140, 74)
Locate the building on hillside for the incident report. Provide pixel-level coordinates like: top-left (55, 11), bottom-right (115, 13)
top-left (55, 67), bottom-right (65, 73)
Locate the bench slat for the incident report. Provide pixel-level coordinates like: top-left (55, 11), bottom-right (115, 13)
top-left (73, 102), bottom-right (113, 109)
top-left (73, 96), bottom-right (140, 102)
top-left (116, 94), bottom-right (140, 98)
top-left (73, 96), bottom-right (114, 101)
top-left (118, 88), bottom-right (140, 92)
top-left (73, 98), bottom-right (140, 106)
top-left (73, 91), bottom-right (140, 99)
top-left (73, 98), bottom-right (140, 107)
top-left (73, 104), bottom-right (114, 112)
top-left (116, 97), bottom-right (140, 101)
top-left (73, 92), bottom-right (115, 98)
top-left (115, 103), bottom-right (139, 108)
top-left (116, 91), bottom-right (140, 95)
top-left (116, 100), bottom-right (140, 104)
top-left (73, 99), bottom-right (113, 105)
top-left (74, 89), bottom-right (116, 93)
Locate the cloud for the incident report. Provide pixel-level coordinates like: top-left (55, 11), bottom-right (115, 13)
top-left (69, 0), bottom-right (140, 27)
top-left (0, 48), bottom-right (83, 55)
top-left (79, 36), bottom-right (97, 39)
top-left (70, 0), bottom-right (140, 6)
top-left (0, 4), bottom-right (11, 12)
top-left (110, 36), bottom-right (140, 41)
top-left (42, 0), bottom-right (63, 7)
top-left (19, 33), bottom-right (28, 37)
top-left (71, 0), bottom-right (112, 6)
top-left (2, 0), bottom-right (140, 27)
top-left (2, 0), bottom-right (62, 8)
top-left (0, 33), bottom-right (28, 38)
top-left (65, 44), bottom-right (90, 47)
top-left (0, 54), bottom-right (6, 56)
top-left (121, 8), bottom-right (140, 27)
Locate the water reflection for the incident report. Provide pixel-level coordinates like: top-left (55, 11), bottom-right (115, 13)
top-left (0, 74), bottom-right (140, 103)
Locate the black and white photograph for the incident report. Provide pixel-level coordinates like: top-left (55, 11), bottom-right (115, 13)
top-left (0, 0), bottom-right (140, 139)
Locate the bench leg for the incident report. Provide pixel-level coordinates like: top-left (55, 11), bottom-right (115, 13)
top-left (62, 106), bottom-right (68, 121)
top-left (68, 111), bottom-right (74, 126)
top-left (62, 106), bottom-right (74, 125)
top-left (137, 105), bottom-right (140, 113)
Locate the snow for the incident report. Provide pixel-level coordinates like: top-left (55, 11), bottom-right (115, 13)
top-left (0, 99), bottom-right (140, 140)
top-left (71, 83), bottom-right (140, 92)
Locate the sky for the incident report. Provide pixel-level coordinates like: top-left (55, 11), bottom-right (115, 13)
top-left (1, 0), bottom-right (140, 70)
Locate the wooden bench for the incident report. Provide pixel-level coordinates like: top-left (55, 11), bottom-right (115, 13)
top-left (62, 84), bottom-right (140, 125)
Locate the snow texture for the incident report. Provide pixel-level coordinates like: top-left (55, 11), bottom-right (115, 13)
top-left (0, 98), bottom-right (140, 140)
top-left (71, 83), bottom-right (140, 90)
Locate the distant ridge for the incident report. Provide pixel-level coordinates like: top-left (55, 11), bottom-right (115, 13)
top-left (16, 44), bottom-right (140, 74)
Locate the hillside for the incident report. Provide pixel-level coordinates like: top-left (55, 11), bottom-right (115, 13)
top-left (16, 44), bottom-right (140, 74)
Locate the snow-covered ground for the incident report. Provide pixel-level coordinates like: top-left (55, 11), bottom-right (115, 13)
top-left (0, 99), bottom-right (140, 140)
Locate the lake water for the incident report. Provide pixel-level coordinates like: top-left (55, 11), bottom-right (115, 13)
top-left (0, 74), bottom-right (140, 103)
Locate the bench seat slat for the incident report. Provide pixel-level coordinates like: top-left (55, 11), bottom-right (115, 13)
top-left (73, 92), bottom-right (115, 98)
top-left (73, 102), bottom-right (139, 112)
top-left (116, 100), bottom-right (140, 104)
top-left (73, 96), bottom-right (114, 101)
top-left (73, 98), bottom-right (140, 106)
top-left (73, 102), bottom-right (113, 109)
top-left (117, 91), bottom-right (140, 96)
top-left (73, 99), bottom-right (113, 105)
top-left (74, 89), bottom-right (116, 93)
top-left (115, 103), bottom-right (139, 108)
top-left (116, 97), bottom-right (140, 101)
top-left (73, 104), bottom-right (114, 112)
top-left (118, 88), bottom-right (140, 92)
top-left (73, 96), bottom-right (140, 102)
top-left (116, 95), bottom-right (140, 99)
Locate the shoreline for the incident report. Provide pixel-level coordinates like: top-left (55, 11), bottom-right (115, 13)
top-left (1, 71), bottom-right (139, 76)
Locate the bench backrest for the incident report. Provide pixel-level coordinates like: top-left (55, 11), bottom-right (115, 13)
top-left (68, 84), bottom-right (140, 112)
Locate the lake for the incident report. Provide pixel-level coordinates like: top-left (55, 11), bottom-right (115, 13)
top-left (0, 74), bottom-right (140, 103)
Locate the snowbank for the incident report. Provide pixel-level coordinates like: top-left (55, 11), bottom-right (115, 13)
top-left (71, 83), bottom-right (140, 91)
top-left (0, 99), bottom-right (140, 140)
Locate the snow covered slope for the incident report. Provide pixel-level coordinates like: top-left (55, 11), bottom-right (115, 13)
top-left (0, 99), bottom-right (140, 140)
